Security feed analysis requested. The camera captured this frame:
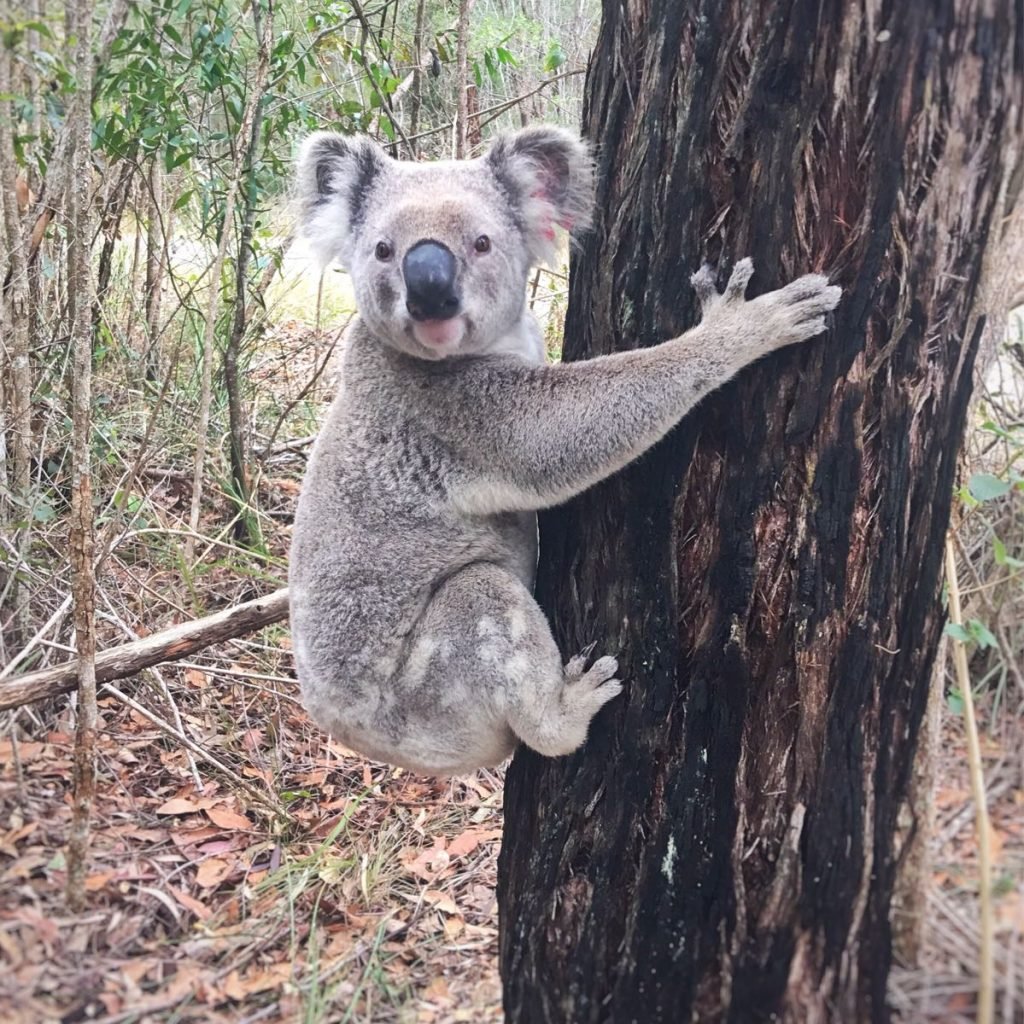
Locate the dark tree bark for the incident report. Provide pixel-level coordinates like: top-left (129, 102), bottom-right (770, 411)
top-left (498, 3), bottom-right (1023, 1023)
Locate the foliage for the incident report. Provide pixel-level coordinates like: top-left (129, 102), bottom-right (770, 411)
top-left (0, 0), bottom-right (593, 1018)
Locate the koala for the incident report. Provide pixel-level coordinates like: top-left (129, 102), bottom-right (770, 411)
top-left (288, 126), bottom-right (841, 777)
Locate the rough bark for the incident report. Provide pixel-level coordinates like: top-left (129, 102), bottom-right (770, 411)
top-left (64, 0), bottom-right (97, 914)
top-left (498, 3), bottom-right (1023, 1023)
top-left (142, 161), bottom-right (166, 381)
top-left (95, 157), bottom-right (136, 310)
top-left (0, 588), bottom-right (290, 713)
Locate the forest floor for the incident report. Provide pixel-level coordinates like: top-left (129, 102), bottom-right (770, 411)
top-left (1, 303), bottom-right (1022, 1022)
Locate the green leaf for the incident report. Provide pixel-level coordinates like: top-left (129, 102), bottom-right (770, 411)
top-left (946, 689), bottom-right (964, 716)
top-left (944, 622), bottom-right (971, 644)
top-left (956, 484), bottom-right (979, 508)
top-left (968, 472), bottom-right (1011, 502)
top-left (993, 534), bottom-right (1008, 565)
top-left (32, 499), bottom-right (56, 523)
top-left (543, 39), bottom-right (566, 72)
top-left (172, 190), bottom-right (194, 211)
top-left (967, 618), bottom-right (997, 649)
top-left (485, 50), bottom-right (500, 87)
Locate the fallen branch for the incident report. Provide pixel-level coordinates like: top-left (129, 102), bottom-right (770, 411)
top-left (0, 588), bottom-right (290, 712)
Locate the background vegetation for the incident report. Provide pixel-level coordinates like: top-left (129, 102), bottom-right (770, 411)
top-left (0, 0), bottom-right (1021, 1020)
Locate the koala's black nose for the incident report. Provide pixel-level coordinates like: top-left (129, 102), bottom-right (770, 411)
top-left (403, 240), bottom-right (460, 321)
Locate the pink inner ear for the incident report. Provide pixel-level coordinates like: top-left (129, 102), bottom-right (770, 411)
top-left (530, 186), bottom-right (564, 242)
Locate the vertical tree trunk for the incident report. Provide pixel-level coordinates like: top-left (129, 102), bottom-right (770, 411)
top-left (143, 161), bottom-right (166, 383)
top-left (64, 0), bottom-right (97, 913)
top-left (0, 41), bottom-right (33, 647)
top-left (498, 3), bottom-right (1023, 1023)
top-left (186, 0), bottom-right (273, 561)
top-left (224, 98), bottom-right (267, 543)
top-left (408, 0), bottom-right (428, 150)
top-left (454, 0), bottom-right (476, 158)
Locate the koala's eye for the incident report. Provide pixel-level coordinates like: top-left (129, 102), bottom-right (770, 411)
top-left (474, 235), bottom-right (491, 254)
top-left (375, 241), bottom-right (393, 261)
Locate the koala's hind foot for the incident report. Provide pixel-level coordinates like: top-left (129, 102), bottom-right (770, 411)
top-left (382, 564), bottom-right (622, 774)
top-left (524, 651), bottom-right (623, 757)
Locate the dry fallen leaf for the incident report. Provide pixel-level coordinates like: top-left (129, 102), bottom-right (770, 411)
top-left (221, 961), bottom-right (292, 1001)
top-left (195, 857), bottom-right (235, 889)
top-left (423, 889), bottom-right (459, 915)
top-left (423, 976), bottom-right (452, 1002)
top-left (447, 828), bottom-right (502, 859)
top-left (168, 885), bottom-right (211, 920)
top-left (156, 797), bottom-right (202, 816)
top-left (205, 805), bottom-right (254, 831)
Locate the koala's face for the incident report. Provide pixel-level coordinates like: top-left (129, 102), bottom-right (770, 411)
top-left (296, 128), bottom-right (594, 360)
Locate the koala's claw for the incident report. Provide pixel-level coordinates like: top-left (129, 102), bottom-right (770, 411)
top-left (691, 257), bottom-right (756, 311)
top-left (565, 650), bottom-right (615, 681)
top-left (724, 257), bottom-right (754, 299)
top-left (564, 652), bottom-right (622, 709)
top-left (690, 263), bottom-right (718, 305)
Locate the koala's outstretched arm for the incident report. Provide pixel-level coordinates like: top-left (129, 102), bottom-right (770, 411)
top-left (441, 260), bottom-right (841, 515)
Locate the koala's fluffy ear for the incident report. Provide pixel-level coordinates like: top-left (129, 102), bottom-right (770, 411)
top-left (296, 132), bottom-right (389, 268)
top-left (485, 126), bottom-right (595, 265)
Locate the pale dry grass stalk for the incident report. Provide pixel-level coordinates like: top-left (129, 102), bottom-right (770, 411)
top-left (945, 534), bottom-right (995, 1024)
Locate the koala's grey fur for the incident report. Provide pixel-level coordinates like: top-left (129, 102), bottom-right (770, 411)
top-left (288, 126), bottom-right (841, 776)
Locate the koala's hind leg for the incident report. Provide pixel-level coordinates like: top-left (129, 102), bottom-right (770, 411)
top-left (392, 564), bottom-right (621, 773)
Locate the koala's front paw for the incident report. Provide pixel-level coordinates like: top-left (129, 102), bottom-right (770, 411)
top-left (691, 257), bottom-right (841, 352)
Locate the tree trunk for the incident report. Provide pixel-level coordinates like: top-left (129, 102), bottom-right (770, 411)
top-left (0, 41), bottom-right (33, 647)
top-left (408, 0), bottom-right (428, 151)
top-left (498, 3), bottom-right (1023, 1023)
top-left (64, 0), bottom-right (97, 914)
top-left (224, 85), bottom-right (269, 543)
top-left (454, 0), bottom-right (476, 158)
top-left (143, 160), bottom-right (166, 383)
top-left (186, 0), bottom-right (273, 562)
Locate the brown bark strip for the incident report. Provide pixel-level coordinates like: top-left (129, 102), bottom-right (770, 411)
top-left (0, 588), bottom-right (291, 712)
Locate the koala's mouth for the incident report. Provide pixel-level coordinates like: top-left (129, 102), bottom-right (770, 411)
top-left (410, 316), bottom-right (466, 354)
